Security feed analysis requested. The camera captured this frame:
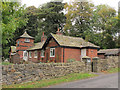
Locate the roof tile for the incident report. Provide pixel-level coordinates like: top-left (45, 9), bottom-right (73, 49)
top-left (51, 33), bottom-right (99, 48)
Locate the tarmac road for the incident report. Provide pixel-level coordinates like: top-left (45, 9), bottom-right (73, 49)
top-left (48, 73), bottom-right (118, 88)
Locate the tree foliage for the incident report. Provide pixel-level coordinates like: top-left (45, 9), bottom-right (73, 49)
top-left (35, 1), bottom-right (66, 42)
top-left (2, 1), bottom-right (28, 58)
top-left (64, 2), bottom-right (118, 49)
top-left (91, 4), bottom-right (117, 49)
top-left (2, 0), bottom-right (119, 59)
top-left (64, 0), bottom-right (94, 38)
top-left (13, 6), bottom-right (39, 43)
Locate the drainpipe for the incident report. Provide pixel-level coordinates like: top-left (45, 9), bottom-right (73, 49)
top-left (63, 48), bottom-right (64, 63)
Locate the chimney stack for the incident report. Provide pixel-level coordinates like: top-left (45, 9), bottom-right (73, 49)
top-left (56, 28), bottom-right (63, 35)
top-left (41, 32), bottom-right (47, 42)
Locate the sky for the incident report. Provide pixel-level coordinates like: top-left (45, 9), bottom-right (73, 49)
top-left (21, 0), bottom-right (120, 11)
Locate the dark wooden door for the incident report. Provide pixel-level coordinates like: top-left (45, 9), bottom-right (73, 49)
top-left (38, 52), bottom-right (40, 61)
top-left (46, 53), bottom-right (49, 63)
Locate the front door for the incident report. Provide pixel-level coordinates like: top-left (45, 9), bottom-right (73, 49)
top-left (81, 49), bottom-right (86, 59)
top-left (46, 53), bottom-right (49, 63)
top-left (38, 51), bottom-right (40, 61)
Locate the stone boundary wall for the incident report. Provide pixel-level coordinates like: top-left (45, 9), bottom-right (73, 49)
top-left (92, 57), bottom-right (119, 72)
top-left (2, 57), bottom-right (119, 85)
top-left (2, 61), bottom-right (91, 85)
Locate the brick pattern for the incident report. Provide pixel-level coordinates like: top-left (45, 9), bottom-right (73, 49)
top-left (16, 38), bottom-right (34, 60)
top-left (98, 54), bottom-right (105, 59)
top-left (28, 50), bottom-right (39, 63)
top-left (27, 37), bottom-right (98, 63)
top-left (86, 49), bottom-right (98, 61)
top-left (63, 48), bottom-right (81, 63)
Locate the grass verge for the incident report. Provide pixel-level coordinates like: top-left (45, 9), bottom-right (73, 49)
top-left (106, 67), bottom-right (120, 73)
top-left (2, 73), bottom-right (97, 88)
top-left (1, 62), bottom-right (14, 65)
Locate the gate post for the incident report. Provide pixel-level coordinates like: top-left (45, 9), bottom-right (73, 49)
top-left (82, 56), bottom-right (91, 73)
top-left (92, 57), bottom-right (100, 72)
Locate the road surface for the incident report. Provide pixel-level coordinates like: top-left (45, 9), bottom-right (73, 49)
top-left (48, 73), bottom-right (118, 88)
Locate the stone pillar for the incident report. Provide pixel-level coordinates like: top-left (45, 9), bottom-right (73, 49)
top-left (92, 57), bottom-right (100, 72)
top-left (82, 56), bottom-right (91, 73)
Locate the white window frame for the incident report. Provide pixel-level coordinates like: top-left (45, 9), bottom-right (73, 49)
top-left (25, 38), bottom-right (30, 42)
top-left (41, 50), bottom-right (45, 57)
top-left (50, 48), bottom-right (55, 57)
top-left (23, 51), bottom-right (28, 57)
top-left (29, 51), bottom-right (32, 58)
top-left (23, 51), bottom-right (28, 61)
top-left (34, 51), bottom-right (38, 58)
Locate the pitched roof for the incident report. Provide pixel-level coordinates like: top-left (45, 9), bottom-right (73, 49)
top-left (27, 41), bottom-right (45, 51)
top-left (98, 49), bottom-right (120, 55)
top-left (11, 46), bottom-right (16, 53)
top-left (20, 31), bottom-right (34, 39)
top-left (50, 33), bottom-right (100, 48)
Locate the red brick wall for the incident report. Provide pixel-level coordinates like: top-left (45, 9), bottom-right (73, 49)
top-left (98, 54), bottom-right (105, 59)
top-left (46, 38), bottom-right (58, 47)
top-left (27, 37), bottom-right (98, 63)
top-left (86, 48), bottom-right (98, 61)
top-left (28, 38), bottom-right (62, 63)
top-left (16, 38), bottom-right (34, 60)
top-left (42, 38), bottom-right (62, 63)
top-left (63, 48), bottom-right (81, 63)
top-left (28, 50), bottom-right (40, 63)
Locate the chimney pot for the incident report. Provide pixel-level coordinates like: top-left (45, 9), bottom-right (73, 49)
top-left (41, 32), bottom-right (46, 42)
top-left (56, 28), bottom-right (63, 35)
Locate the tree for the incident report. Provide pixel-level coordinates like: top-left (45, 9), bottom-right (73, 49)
top-left (115, 4), bottom-right (120, 48)
top-left (91, 4), bottom-right (117, 49)
top-left (2, 1), bottom-right (28, 58)
top-left (64, 0), bottom-right (94, 39)
top-left (35, 1), bottom-right (66, 42)
top-left (12, 6), bottom-right (39, 44)
top-left (92, 5), bottom-right (117, 35)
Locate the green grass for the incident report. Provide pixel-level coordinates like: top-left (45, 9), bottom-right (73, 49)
top-left (1, 62), bottom-right (14, 65)
top-left (106, 67), bottom-right (120, 73)
top-left (2, 73), bottom-right (97, 88)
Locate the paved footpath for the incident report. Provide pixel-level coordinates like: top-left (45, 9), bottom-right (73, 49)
top-left (47, 73), bottom-right (118, 88)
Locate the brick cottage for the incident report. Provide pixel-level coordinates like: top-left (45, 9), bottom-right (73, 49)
top-left (10, 30), bottom-right (100, 63)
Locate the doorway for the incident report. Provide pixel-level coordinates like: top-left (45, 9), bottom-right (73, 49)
top-left (46, 53), bottom-right (49, 63)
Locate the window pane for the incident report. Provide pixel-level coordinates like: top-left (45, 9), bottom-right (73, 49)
top-left (41, 50), bottom-right (44, 57)
top-left (34, 51), bottom-right (37, 58)
top-left (24, 52), bottom-right (27, 56)
top-left (29, 52), bottom-right (32, 58)
top-left (50, 48), bottom-right (55, 57)
top-left (53, 49), bottom-right (55, 55)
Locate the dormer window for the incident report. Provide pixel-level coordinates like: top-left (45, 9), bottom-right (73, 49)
top-left (25, 38), bottom-right (30, 42)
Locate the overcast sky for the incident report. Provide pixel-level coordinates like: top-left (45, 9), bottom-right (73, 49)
top-left (21, 0), bottom-right (120, 11)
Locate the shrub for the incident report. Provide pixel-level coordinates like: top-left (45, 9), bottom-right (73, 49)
top-left (2, 62), bottom-right (14, 65)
